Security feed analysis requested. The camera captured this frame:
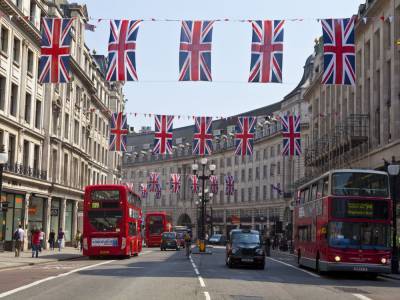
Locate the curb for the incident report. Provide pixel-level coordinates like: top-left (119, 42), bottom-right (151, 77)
top-left (0, 255), bottom-right (85, 271)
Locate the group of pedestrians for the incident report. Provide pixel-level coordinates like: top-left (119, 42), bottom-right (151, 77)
top-left (13, 226), bottom-right (66, 258)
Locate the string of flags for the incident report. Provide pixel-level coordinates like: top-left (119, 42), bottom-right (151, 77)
top-left (126, 175), bottom-right (283, 200)
top-left (110, 112), bottom-right (301, 157)
top-left (33, 15), bottom-right (390, 85)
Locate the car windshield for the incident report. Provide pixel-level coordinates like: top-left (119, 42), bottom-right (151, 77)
top-left (328, 222), bottom-right (390, 250)
top-left (162, 232), bottom-right (176, 239)
top-left (88, 210), bottom-right (122, 232)
top-left (231, 232), bottom-right (260, 244)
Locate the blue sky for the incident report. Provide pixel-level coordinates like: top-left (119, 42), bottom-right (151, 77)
top-left (79, 0), bottom-right (364, 130)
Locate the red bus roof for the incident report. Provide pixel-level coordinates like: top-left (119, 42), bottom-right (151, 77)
top-left (84, 184), bottom-right (141, 199)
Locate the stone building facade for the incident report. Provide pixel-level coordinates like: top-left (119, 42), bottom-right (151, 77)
top-left (122, 57), bottom-right (313, 239)
top-left (0, 0), bottom-right (124, 250)
top-left (303, 0), bottom-right (400, 229)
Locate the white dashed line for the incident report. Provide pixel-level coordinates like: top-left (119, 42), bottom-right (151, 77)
top-left (353, 294), bottom-right (373, 300)
top-left (0, 260), bottom-right (115, 298)
top-left (204, 291), bottom-right (211, 300)
top-left (188, 255), bottom-right (211, 300)
top-left (267, 257), bottom-right (320, 278)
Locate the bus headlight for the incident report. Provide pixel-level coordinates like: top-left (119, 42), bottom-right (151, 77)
top-left (83, 238), bottom-right (88, 250)
top-left (121, 237), bottom-right (126, 249)
top-left (381, 258), bottom-right (387, 264)
top-left (334, 256), bottom-right (341, 262)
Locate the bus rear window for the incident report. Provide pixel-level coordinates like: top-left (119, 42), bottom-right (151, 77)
top-left (332, 172), bottom-right (389, 197)
top-left (91, 190), bottom-right (120, 200)
top-left (148, 216), bottom-right (164, 234)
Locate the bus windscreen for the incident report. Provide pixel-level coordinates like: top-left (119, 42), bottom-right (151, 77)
top-left (88, 210), bottom-right (122, 232)
top-left (332, 172), bottom-right (389, 197)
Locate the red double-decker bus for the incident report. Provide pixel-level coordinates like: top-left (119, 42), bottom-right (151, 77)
top-left (83, 185), bottom-right (143, 258)
top-left (145, 212), bottom-right (172, 247)
top-left (294, 169), bottom-right (391, 275)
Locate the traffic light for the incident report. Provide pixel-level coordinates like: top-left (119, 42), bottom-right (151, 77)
top-left (0, 202), bottom-right (8, 212)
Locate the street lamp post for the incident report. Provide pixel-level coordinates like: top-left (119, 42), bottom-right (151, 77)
top-left (192, 158), bottom-right (216, 252)
top-left (388, 163), bottom-right (400, 274)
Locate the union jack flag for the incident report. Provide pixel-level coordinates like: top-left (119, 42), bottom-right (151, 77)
top-left (124, 182), bottom-right (134, 191)
top-left (192, 117), bottom-right (213, 156)
top-left (109, 112), bottom-right (129, 151)
top-left (153, 115), bottom-right (174, 155)
top-left (321, 18), bottom-right (355, 85)
top-left (155, 185), bottom-right (162, 200)
top-left (179, 21), bottom-right (214, 81)
top-left (271, 183), bottom-right (283, 196)
top-left (147, 172), bottom-right (160, 192)
top-left (235, 117), bottom-right (256, 156)
top-left (249, 20), bottom-right (284, 83)
top-left (281, 114), bottom-right (301, 156)
top-left (170, 174), bottom-right (181, 193)
top-left (225, 175), bottom-right (235, 196)
top-left (106, 20), bottom-right (141, 82)
top-left (210, 175), bottom-right (218, 194)
top-left (190, 175), bottom-right (199, 193)
top-left (140, 183), bottom-right (148, 198)
top-left (39, 18), bottom-right (73, 83)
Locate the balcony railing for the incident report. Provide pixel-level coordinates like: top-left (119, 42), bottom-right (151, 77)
top-left (4, 163), bottom-right (47, 181)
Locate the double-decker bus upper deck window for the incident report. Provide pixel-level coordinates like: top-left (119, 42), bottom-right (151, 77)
top-left (91, 190), bottom-right (120, 200)
top-left (332, 172), bottom-right (389, 197)
top-left (323, 176), bottom-right (329, 196)
top-left (317, 179), bottom-right (324, 199)
top-left (311, 184), bottom-right (318, 201)
top-left (304, 188), bottom-right (310, 203)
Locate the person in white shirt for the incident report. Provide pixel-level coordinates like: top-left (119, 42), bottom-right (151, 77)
top-left (14, 225), bottom-right (25, 257)
top-left (39, 228), bottom-right (45, 252)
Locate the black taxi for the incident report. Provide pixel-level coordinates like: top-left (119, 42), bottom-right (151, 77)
top-left (225, 229), bottom-right (265, 269)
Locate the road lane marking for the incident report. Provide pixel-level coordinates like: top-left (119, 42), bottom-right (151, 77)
top-left (188, 256), bottom-right (211, 300)
top-left (0, 260), bottom-right (115, 298)
top-left (198, 276), bottom-right (206, 287)
top-left (353, 294), bottom-right (373, 300)
top-left (267, 257), bottom-right (320, 278)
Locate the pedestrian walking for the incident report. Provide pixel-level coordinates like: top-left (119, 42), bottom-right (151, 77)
top-left (31, 229), bottom-right (40, 258)
top-left (13, 225), bottom-right (24, 257)
top-left (39, 228), bottom-right (45, 252)
top-left (48, 229), bottom-right (55, 250)
top-left (75, 230), bottom-right (81, 249)
top-left (80, 233), bottom-right (83, 252)
top-left (57, 228), bottom-right (65, 252)
top-left (263, 232), bottom-right (271, 257)
top-left (184, 232), bottom-right (191, 258)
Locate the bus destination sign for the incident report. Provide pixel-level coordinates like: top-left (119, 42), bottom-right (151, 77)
top-left (346, 201), bottom-right (373, 217)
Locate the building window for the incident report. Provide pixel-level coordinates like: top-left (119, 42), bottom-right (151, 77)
top-left (220, 157), bottom-right (224, 168)
top-left (74, 120), bottom-right (79, 144)
top-left (277, 144), bottom-right (281, 155)
top-left (256, 150), bottom-right (260, 161)
top-left (24, 93), bottom-right (32, 123)
top-left (27, 49), bottom-right (34, 74)
top-left (248, 168), bottom-right (252, 181)
top-left (248, 188), bottom-right (252, 202)
top-left (33, 144), bottom-right (40, 171)
top-left (51, 149), bottom-right (58, 182)
top-left (10, 83), bottom-right (18, 116)
top-left (13, 37), bottom-right (20, 63)
top-left (0, 75), bottom-right (5, 110)
top-left (263, 148), bottom-right (268, 160)
top-left (226, 157), bottom-right (232, 167)
top-left (263, 165), bottom-right (267, 179)
top-left (255, 186), bottom-right (259, 202)
top-left (241, 188), bottom-right (245, 202)
top-left (8, 134), bottom-right (16, 165)
top-left (263, 185), bottom-right (267, 199)
top-left (277, 162), bottom-right (281, 175)
top-left (23, 140), bottom-right (30, 167)
top-left (241, 169), bottom-right (246, 182)
top-left (255, 166), bottom-right (259, 179)
top-left (1, 26), bottom-right (9, 54)
top-left (35, 100), bottom-right (42, 129)
top-left (270, 146), bottom-right (275, 157)
top-left (64, 113), bottom-right (69, 139)
top-left (270, 164), bottom-right (275, 176)
top-left (219, 191), bottom-right (224, 204)
top-left (63, 153), bottom-right (69, 185)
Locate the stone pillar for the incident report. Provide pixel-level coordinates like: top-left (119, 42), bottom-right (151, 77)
top-left (72, 200), bottom-right (78, 238)
top-left (44, 197), bottom-right (52, 249)
top-left (60, 198), bottom-right (66, 246)
top-left (23, 193), bottom-right (31, 251)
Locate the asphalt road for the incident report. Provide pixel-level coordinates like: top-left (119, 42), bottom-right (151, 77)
top-left (0, 247), bottom-right (399, 300)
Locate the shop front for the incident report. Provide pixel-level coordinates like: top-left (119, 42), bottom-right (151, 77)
top-left (50, 198), bottom-right (61, 237)
top-left (0, 192), bottom-right (25, 251)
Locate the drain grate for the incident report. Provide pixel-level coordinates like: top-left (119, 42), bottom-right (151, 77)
top-left (334, 287), bottom-right (370, 294)
top-left (231, 296), bottom-right (264, 300)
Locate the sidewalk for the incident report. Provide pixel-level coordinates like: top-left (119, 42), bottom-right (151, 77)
top-left (0, 247), bottom-right (84, 270)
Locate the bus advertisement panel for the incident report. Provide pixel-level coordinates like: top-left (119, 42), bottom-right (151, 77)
top-left (145, 212), bottom-right (172, 247)
top-left (83, 185), bottom-right (143, 258)
top-left (294, 169), bottom-right (391, 275)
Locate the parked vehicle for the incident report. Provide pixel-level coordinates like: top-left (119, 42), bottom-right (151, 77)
top-left (208, 234), bottom-right (226, 245)
top-left (160, 232), bottom-right (179, 251)
top-left (225, 229), bottom-right (265, 269)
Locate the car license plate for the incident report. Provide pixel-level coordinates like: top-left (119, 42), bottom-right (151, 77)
top-left (242, 258), bottom-right (254, 263)
top-left (353, 266), bottom-right (368, 272)
top-left (100, 250), bottom-right (109, 255)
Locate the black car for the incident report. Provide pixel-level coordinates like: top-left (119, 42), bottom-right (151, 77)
top-left (225, 229), bottom-right (265, 269)
top-left (160, 232), bottom-right (179, 251)
top-left (208, 234), bottom-right (227, 245)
